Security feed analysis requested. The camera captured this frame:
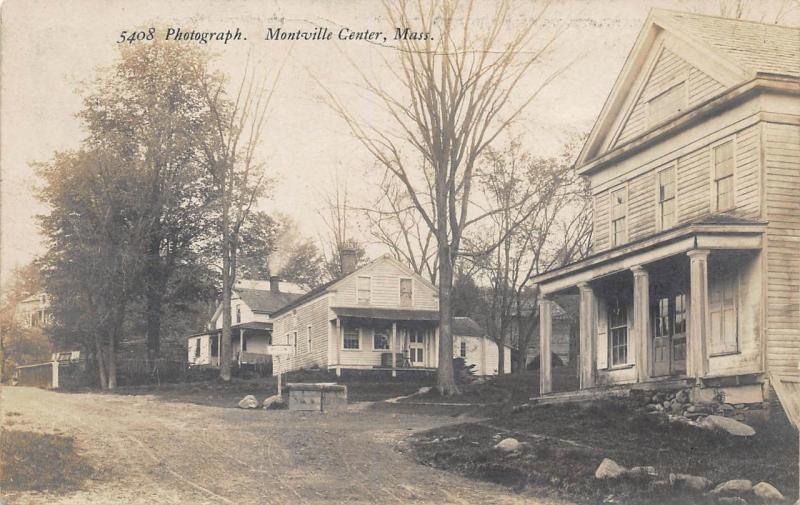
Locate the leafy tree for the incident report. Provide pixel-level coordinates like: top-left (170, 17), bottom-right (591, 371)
top-left (79, 41), bottom-right (218, 361)
top-left (38, 150), bottom-right (148, 389)
top-left (279, 240), bottom-right (326, 290)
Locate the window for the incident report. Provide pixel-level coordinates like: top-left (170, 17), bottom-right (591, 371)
top-left (194, 339), bottom-right (201, 358)
top-left (648, 81), bottom-right (685, 126)
top-left (400, 278), bottom-right (413, 306)
top-left (293, 331), bottom-right (298, 352)
top-left (460, 341), bottom-right (467, 358)
top-left (373, 328), bottom-right (390, 350)
top-left (357, 276), bottom-right (371, 304)
top-left (343, 327), bottom-right (360, 349)
top-left (709, 271), bottom-right (738, 355)
top-left (610, 187), bottom-right (627, 247)
top-left (235, 305), bottom-right (241, 324)
top-left (608, 298), bottom-right (628, 366)
top-left (307, 325), bottom-right (312, 352)
top-left (211, 335), bottom-right (219, 357)
top-left (409, 329), bottom-right (424, 363)
top-left (657, 166), bottom-right (676, 229)
top-left (714, 141), bottom-right (734, 211)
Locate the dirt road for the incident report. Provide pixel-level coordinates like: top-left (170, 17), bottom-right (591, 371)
top-left (1, 387), bottom-right (571, 505)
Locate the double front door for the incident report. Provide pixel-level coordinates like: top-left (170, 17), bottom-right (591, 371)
top-left (651, 289), bottom-right (687, 377)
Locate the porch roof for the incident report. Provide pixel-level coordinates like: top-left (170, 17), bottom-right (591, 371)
top-left (331, 306), bottom-right (439, 322)
top-left (533, 214), bottom-right (765, 295)
top-left (187, 321), bottom-right (272, 338)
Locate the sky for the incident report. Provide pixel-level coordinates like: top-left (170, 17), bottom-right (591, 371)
top-left (1, 0), bottom-right (798, 285)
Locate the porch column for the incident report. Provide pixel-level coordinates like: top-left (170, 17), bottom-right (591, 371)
top-left (238, 328), bottom-right (244, 365)
top-left (539, 295), bottom-right (553, 395)
top-left (577, 282), bottom-right (596, 389)
top-left (391, 321), bottom-right (397, 377)
top-left (335, 318), bottom-right (342, 376)
top-left (632, 265), bottom-right (650, 383)
top-left (687, 249), bottom-right (710, 379)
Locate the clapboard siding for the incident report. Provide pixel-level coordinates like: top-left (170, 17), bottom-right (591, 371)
top-left (272, 296), bottom-right (331, 373)
top-left (628, 171), bottom-right (656, 240)
top-left (676, 146), bottom-right (711, 222)
top-left (615, 47), bottom-right (725, 146)
top-left (764, 122), bottom-right (800, 379)
top-left (332, 258), bottom-right (437, 310)
top-left (733, 125), bottom-right (761, 218)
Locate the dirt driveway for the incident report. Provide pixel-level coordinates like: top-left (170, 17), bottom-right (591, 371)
top-left (1, 387), bottom-right (571, 505)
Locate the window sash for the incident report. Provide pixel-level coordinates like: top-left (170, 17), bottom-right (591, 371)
top-left (709, 273), bottom-right (738, 354)
top-left (400, 279), bottom-right (413, 306)
top-left (714, 141), bottom-right (734, 179)
top-left (460, 341), bottom-right (467, 358)
top-left (612, 217), bottom-right (626, 246)
top-left (373, 329), bottom-right (390, 350)
top-left (608, 300), bottom-right (628, 366)
top-left (343, 328), bottom-right (360, 349)
top-left (716, 176), bottom-right (733, 211)
top-left (357, 276), bottom-right (371, 304)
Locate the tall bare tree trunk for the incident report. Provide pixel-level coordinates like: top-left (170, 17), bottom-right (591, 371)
top-left (95, 336), bottom-right (108, 389)
top-left (436, 187), bottom-right (458, 394)
top-left (107, 334), bottom-right (117, 390)
top-left (145, 239), bottom-right (164, 362)
top-left (219, 199), bottom-right (232, 382)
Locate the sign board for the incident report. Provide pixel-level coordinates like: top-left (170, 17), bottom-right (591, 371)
top-left (267, 345), bottom-right (294, 356)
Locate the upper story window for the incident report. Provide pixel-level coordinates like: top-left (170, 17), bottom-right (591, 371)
top-left (657, 166), bottom-right (676, 229)
top-left (235, 305), bottom-right (241, 324)
top-left (648, 81), bottom-right (686, 127)
top-left (357, 276), bottom-right (371, 304)
top-left (713, 141), bottom-right (735, 211)
top-left (400, 278), bottom-right (413, 306)
top-left (610, 187), bottom-right (627, 247)
top-left (460, 341), bottom-right (467, 358)
top-left (307, 324), bottom-right (312, 352)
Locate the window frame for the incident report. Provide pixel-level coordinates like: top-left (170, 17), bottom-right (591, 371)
top-left (342, 326), bottom-right (361, 350)
top-left (194, 338), bottom-right (201, 358)
top-left (307, 324), bottom-right (312, 353)
top-left (357, 276), bottom-right (372, 305)
top-left (607, 298), bottom-right (629, 368)
top-left (711, 138), bottom-right (736, 212)
top-left (655, 162), bottom-right (677, 231)
top-left (399, 277), bottom-right (413, 307)
top-left (235, 304), bottom-right (241, 324)
top-left (372, 327), bottom-right (391, 351)
top-left (608, 184), bottom-right (628, 248)
top-left (460, 340), bottom-right (467, 359)
top-left (709, 269), bottom-right (739, 356)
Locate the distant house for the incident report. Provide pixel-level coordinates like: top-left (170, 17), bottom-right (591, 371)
top-left (532, 10), bottom-right (800, 405)
top-left (15, 293), bottom-right (50, 328)
top-left (452, 317), bottom-right (511, 375)
top-left (270, 252), bottom-right (508, 377)
top-left (524, 299), bottom-right (578, 369)
top-left (187, 278), bottom-right (304, 367)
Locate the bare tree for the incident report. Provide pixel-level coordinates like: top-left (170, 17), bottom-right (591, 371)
top-left (466, 140), bottom-right (592, 373)
top-left (322, 0), bottom-right (566, 394)
top-left (197, 59), bottom-right (283, 382)
top-left (364, 168), bottom-right (438, 283)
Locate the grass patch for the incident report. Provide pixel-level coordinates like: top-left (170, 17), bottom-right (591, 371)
top-left (0, 429), bottom-right (94, 492)
top-left (408, 398), bottom-right (799, 504)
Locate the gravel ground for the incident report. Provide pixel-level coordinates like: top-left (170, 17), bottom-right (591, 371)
top-left (0, 386), bottom-right (572, 505)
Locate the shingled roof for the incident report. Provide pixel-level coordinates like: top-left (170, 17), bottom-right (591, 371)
top-left (657, 10), bottom-right (800, 78)
top-left (236, 288), bottom-right (302, 314)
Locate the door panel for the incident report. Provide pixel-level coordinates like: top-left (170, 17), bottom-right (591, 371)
top-left (651, 290), bottom-right (687, 376)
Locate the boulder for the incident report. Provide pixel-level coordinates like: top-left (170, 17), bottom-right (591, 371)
top-left (711, 479), bottom-right (753, 495)
top-left (262, 394), bottom-right (283, 409)
top-left (669, 473), bottom-right (713, 491)
top-left (717, 498), bottom-right (748, 505)
top-left (753, 482), bottom-right (785, 501)
top-left (595, 458), bottom-right (626, 479)
top-left (238, 395), bottom-right (258, 409)
top-left (418, 386), bottom-right (432, 394)
top-left (494, 437), bottom-right (521, 453)
top-left (701, 415), bottom-right (756, 436)
top-left (626, 466), bottom-right (657, 480)
top-left (675, 389), bottom-right (689, 403)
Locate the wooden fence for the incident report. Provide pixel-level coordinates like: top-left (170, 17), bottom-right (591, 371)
top-left (14, 363), bottom-right (54, 388)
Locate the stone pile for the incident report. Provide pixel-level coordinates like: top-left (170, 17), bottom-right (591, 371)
top-left (595, 458), bottom-right (786, 503)
top-left (633, 388), bottom-right (764, 428)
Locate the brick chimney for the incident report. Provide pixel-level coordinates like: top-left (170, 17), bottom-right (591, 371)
top-left (269, 275), bottom-right (281, 293)
top-left (340, 248), bottom-right (357, 276)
